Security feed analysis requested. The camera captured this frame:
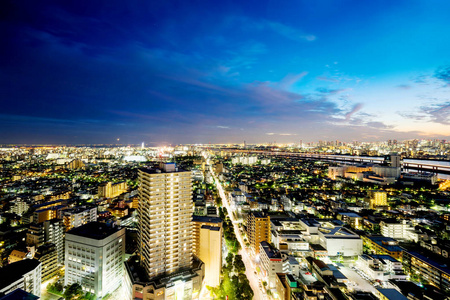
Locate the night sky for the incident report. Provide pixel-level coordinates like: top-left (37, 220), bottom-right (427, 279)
top-left (2, 0), bottom-right (450, 145)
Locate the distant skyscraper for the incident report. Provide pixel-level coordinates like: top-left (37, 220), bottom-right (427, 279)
top-left (138, 163), bottom-right (193, 278)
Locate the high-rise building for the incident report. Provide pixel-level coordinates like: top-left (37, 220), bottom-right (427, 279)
top-left (124, 163), bottom-right (204, 300)
top-left (247, 212), bottom-right (271, 255)
top-left (138, 163), bottom-right (193, 278)
top-left (65, 222), bottom-right (125, 298)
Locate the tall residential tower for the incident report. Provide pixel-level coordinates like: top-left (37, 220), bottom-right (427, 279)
top-left (125, 163), bottom-right (204, 300)
top-left (138, 163), bottom-right (193, 278)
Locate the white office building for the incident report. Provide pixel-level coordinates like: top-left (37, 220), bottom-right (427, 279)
top-left (65, 222), bottom-right (125, 298)
top-left (318, 223), bottom-right (363, 257)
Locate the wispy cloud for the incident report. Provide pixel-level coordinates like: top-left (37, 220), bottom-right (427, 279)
top-left (421, 102), bottom-right (450, 124)
top-left (396, 84), bottom-right (411, 90)
top-left (226, 16), bottom-right (316, 43)
top-left (345, 103), bottom-right (363, 120)
top-left (317, 76), bottom-right (339, 83)
top-left (435, 66), bottom-right (450, 86)
top-left (266, 132), bottom-right (297, 136)
top-left (278, 72), bottom-right (308, 89)
top-left (264, 21), bottom-right (316, 42)
top-left (316, 87), bottom-right (348, 95)
top-left (366, 121), bottom-right (393, 129)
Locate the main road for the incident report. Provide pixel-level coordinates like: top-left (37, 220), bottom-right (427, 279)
top-left (206, 155), bottom-right (267, 300)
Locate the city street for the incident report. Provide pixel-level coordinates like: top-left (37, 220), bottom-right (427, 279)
top-left (208, 159), bottom-right (267, 300)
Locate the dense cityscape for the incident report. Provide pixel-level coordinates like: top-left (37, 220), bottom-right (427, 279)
top-left (0, 143), bottom-right (449, 300)
top-left (3, 1), bottom-right (450, 299)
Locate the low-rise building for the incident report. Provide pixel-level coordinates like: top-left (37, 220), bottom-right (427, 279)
top-left (357, 254), bottom-right (406, 281)
top-left (362, 236), bottom-right (403, 260)
top-left (317, 223), bottom-right (363, 257)
top-left (35, 243), bottom-right (59, 281)
top-left (0, 259), bottom-right (41, 297)
top-left (259, 241), bottom-right (289, 289)
top-left (63, 206), bottom-right (97, 232)
top-left (403, 250), bottom-right (450, 291)
top-left (380, 220), bottom-right (414, 240)
top-left (336, 212), bottom-right (363, 230)
top-left (198, 225), bottom-right (222, 287)
top-left (377, 288), bottom-right (408, 300)
top-left (123, 255), bottom-right (205, 300)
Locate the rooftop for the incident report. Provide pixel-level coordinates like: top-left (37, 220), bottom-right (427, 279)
top-left (192, 215), bottom-right (222, 224)
top-left (66, 221), bottom-right (122, 240)
top-left (0, 289), bottom-right (39, 300)
top-left (260, 241), bottom-right (282, 259)
top-left (139, 164), bottom-right (187, 174)
top-left (201, 225), bottom-right (220, 231)
top-left (377, 288), bottom-right (408, 300)
top-left (0, 259), bottom-right (41, 290)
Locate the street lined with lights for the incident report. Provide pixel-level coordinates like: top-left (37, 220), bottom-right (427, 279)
top-left (206, 154), bottom-right (267, 300)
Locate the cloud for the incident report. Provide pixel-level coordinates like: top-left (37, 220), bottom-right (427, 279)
top-left (227, 16), bottom-right (316, 43)
top-left (266, 133), bottom-right (297, 136)
top-left (265, 21), bottom-right (316, 42)
top-left (435, 66), bottom-right (450, 86)
top-left (278, 72), bottom-right (308, 89)
top-left (345, 103), bottom-right (363, 120)
top-left (317, 76), bottom-right (339, 83)
top-left (396, 84), bottom-right (411, 90)
top-left (366, 121), bottom-right (393, 129)
top-left (420, 102), bottom-right (450, 124)
top-left (316, 87), bottom-right (347, 95)
top-left (216, 125), bottom-right (230, 129)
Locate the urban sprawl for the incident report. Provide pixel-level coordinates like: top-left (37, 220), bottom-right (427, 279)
top-left (0, 140), bottom-right (449, 300)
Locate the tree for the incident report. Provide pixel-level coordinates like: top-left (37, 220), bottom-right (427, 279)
top-left (225, 252), bottom-right (234, 273)
top-left (79, 292), bottom-right (96, 300)
top-left (236, 273), bottom-right (254, 300)
top-left (54, 281), bottom-right (64, 292)
top-left (234, 255), bottom-right (246, 274)
top-left (63, 283), bottom-right (83, 300)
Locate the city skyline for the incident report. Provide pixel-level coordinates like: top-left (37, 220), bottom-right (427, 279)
top-left (2, 1), bottom-right (450, 144)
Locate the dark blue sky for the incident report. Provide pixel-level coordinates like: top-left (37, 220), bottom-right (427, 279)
top-left (2, 0), bottom-right (450, 145)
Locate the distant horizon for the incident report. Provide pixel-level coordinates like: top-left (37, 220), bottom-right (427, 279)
top-left (2, 1), bottom-right (450, 143)
top-left (0, 138), bottom-right (448, 148)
